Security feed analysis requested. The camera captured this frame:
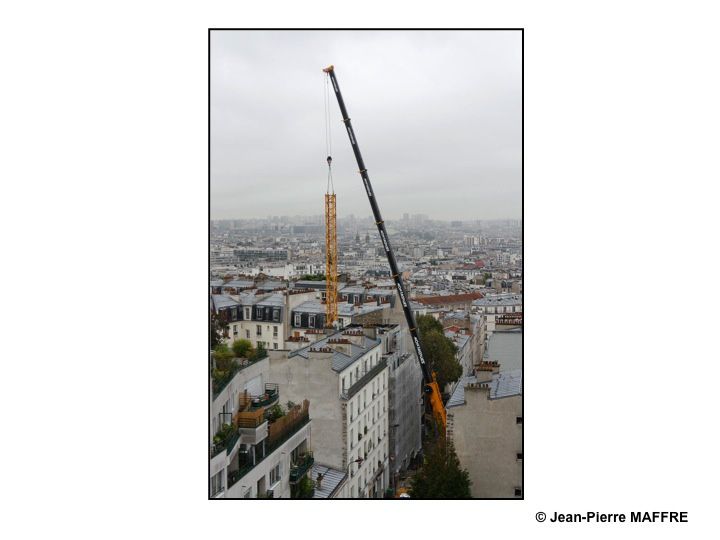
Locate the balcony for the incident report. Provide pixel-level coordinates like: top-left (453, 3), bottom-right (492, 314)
top-left (249, 384), bottom-right (279, 410)
top-left (225, 400), bottom-right (311, 488)
top-left (289, 452), bottom-right (315, 484)
top-left (211, 424), bottom-right (240, 458)
top-left (236, 408), bottom-right (269, 446)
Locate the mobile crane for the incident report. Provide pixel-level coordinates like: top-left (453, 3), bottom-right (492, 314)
top-left (323, 65), bottom-right (447, 432)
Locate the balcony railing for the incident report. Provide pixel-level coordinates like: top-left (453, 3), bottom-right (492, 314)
top-left (212, 356), bottom-right (266, 397)
top-left (341, 359), bottom-right (388, 400)
top-left (235, 407), bottom-right (265, 428)
top-left (224, 400), bottom-right (311, 487)
top-left (289, 453), bottom-right (315, 483)
top-left (250, 384), bottom-right (279, 410)
top-left (211, 427), bottom-right (241, 458)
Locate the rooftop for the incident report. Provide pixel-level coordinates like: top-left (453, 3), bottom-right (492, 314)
top-left (484, 329), bottom-right (522, 371)
top-left (311, 463), bottom-right (347, 498)
top-left (256, 292), bottom-right (285, 307)
top-left (222, 279), bottom-right (255, 289)
top-left (292, 300), bottom-right (386, 318)
top-left (211, 294), bottom-right (240, 310)
top-left (472, 293), bottom-right (522, 307)
top-left (415, 292), bottom-right (483, 306)
top-left (446, 368), bottom-right (522, 408)
top-left (289, 329), bottom-right (381, 372)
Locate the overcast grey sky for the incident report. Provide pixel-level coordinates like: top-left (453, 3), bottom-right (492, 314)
top-left (211, 30), bottom-right (521, 221)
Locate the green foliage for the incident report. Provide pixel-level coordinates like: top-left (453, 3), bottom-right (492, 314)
top-left (212, 345), bottom-right (240, 393)
top-left (210, 312), bottom-right (228, 350)
top-left (416, 315), bottom-right (462, 389)
top-left (232, 339), bottom-right (253, 358)
top-left (267, 403), bottom-right (285, 422)
top-left (292, 475), bottom-right (315, 499)
top-left (213, 344), bottom-right (235, 363)
top-left (417, 314), bottom-right (443, 336)
top-left (252, 342), bottom-right (267, 361)
top-left (213, 423), bottom-right (235, 446)
top-left (410, 439), bottom-right (471, 498)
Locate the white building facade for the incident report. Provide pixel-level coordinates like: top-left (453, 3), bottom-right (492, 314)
top-left (269, 325), bottom-right (391, 498)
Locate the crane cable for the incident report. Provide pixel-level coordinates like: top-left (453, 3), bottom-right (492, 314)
top-left (324, 73), bottom-right (334, 194)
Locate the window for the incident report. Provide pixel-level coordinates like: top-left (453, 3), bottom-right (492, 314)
top-left (245, 308), bottom-right (250, 319)
top-left (256, 325), bottom-right (262, 336)
top-left (309, 315), bottom-right (315, 328)
top-left (273, 309), bottom-right (280, 322)
top-left (273, 343), bottom-right (278, 350)
top-left (516, 453), bottom-right (523, 460)
top-left (245, 330), bottom-right (250, 339)
top-left (269, 464), bottom-right (281, 485)
top-left (211, 472), bottom-right (224, 496)
top-left (516, 416), bottom-right (523, 425)
top-left (350, 428), bottom-right (354, 448)
top-left (273, 327), bottom-right (278, 337)
top-left (514, 487), bottom-right (522, 497)
top-left (233, 324), bottom-right (238, 335)
top-left (294, 314), bottom-right (301, 326)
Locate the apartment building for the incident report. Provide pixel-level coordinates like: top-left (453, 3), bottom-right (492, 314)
top-left (443, 311), bottom-right (485, 357)
top-left (383, 325), bottom-right (423, 489)
top-left (210, 355), bottom-right (313, 499)
top-left (269, 325), bottom-right (390, 498)
top-left (446, 363), bottom-right (522, 498)
top-left (472, 293), bottom-right (522, 337)
top-left (211, 289), bottom-right (316, 351)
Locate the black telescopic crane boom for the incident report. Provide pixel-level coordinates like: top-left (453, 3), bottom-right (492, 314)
top-left (323, 65), bottom-right (446, 430)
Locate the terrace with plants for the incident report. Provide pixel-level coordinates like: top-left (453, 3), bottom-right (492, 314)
top-left (225, 400), bottom-right (311, 491)
top-left (211, 339), bottom-right (268, 396)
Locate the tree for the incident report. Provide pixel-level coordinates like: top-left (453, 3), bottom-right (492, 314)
top-left (421, 332), bottom-right (461, 389)
top-left (416, 315), bottom-right (462, 389)
top-left (210, 312), bottom-right (228, 350)
top-left (232, 339), bottom-right (253, 358)
top-left (417, 314), bottom-right (443, 336)
top-left (410, 438), bottom-right (471, 498)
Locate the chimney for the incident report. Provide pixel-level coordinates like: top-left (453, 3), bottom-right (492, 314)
top-left (476, 360), bottom-right (499, 383)
top-left (342, 328), bottom-right (367, 347)
top-left (308, 347), bottom-right (334, 362)
top-left (327, 338), bottom-right (351, 355)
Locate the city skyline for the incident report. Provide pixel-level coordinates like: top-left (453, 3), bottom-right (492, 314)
top-left (211, 30), bottom-right (521, 221)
